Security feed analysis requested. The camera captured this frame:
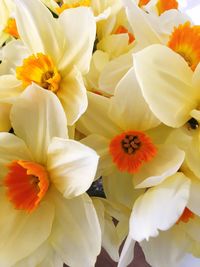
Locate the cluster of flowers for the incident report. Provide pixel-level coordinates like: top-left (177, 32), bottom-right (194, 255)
top-left (0, 0), bottom-right (200, 266)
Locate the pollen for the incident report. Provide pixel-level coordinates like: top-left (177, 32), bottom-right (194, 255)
top-left (4, 18), bottom-right (19, 39)
top-left (168, 22), bottom-right (200, 71)
top-left (114, 25), bottom-right (135, 44)
top-left (57, 0), bottom-right (91, 14)
top-left (109, 131), bottom-right (157, 174)
top-left (177, 207), bottom-right (194, 224)
top-left (4, 160), bottom-right (49, 213)
top-left (16, 53), bottom-right (61, 93)
top-left (156, 0), bottom-right (178, 15)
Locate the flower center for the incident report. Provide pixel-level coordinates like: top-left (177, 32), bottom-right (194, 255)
top-left (4, 160), bottom-right (49, 213)
top-left (57, 0), bottom-right (91, 14)
top-left (114, 25), bottom-right (135, 44)
top-left (168, 22), bottom-right (200, 71)
top-left (109, 131), bottom-right (157, 174)
top-left (156, 0), bottom-right (178, 15)
top-left (16, 53), bottom-right (61, 93)
top-left (4, 18), bottom-right (19, 39)
top-left (177, 207), bottom-right (194, 224)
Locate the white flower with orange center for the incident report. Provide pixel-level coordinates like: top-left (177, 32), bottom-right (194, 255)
top-left (77, 67), bottom-right (185, 196)
top-left (0, 84), bottom-right (101, 267)
top-left (133, 23), bottom-right (200, 128)
top-left (0, 0), bottom-right (96, 127)
top-left (138, 0), bottom-right (179, 16)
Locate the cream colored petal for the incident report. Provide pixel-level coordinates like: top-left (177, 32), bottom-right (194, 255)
top-left (81, 134), bottom-right (114, 179)
top-left (49, 189), bottom-right (101, 267)
top-left (0, 133), bottom-right (32, 178)
top-left (141, 226), bottom-right (189, 267)
top-left (0, 189), bottom-right (54, 267)
top-left (122, 0), bottom-right (161, 48)
top-left (47, 137), bottom-right (99, 198)
top-left (109, 67), bottom-right (160, 131)
top-left (97, 34), bottom-right (130, 59)
top-left (77, 91), bottom-right (121, 138)
top-left (192, 63), bottom-right (200, 90)
top-left (134, 44), bottom-right (198, 127)
top-left (10, 84), bottom-right (67, 165)
top-left (0, 103), bottom-right (11, 132)
top-left (99, 52), bottom-right (133, 95)
top-left (0, 75), bottom-right (23, 103)
top-left (103, 171), bottom-right (145, 209)
top-left (93, 198), bottom-right (120, 262)
top-left (135, 145), bottom-right (185, 188)
top-left (130, 173), bottom-right (190, 242)
top-left (15, 0), bottom-right (65, 64)
top-left (57, 68), bottom-right (87, 125)
top-left (118, 235), bottom-right (135, 267)
top-left (58, 7), bottom-right (96, 75)
top-left (187, 175), bottom-right (200, 217)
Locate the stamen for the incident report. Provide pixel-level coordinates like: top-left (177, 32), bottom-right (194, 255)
top-left (4, 160), bottom-right (49, 213)
top-left (114, 25), bottom-right (135, 44)
top-left (187, 118), bottom-right (199, 130)
top-left (16, 53), bottom-right (61, 93)
top-left (168, 22), bottom-right (200, 71)
top-left (4, 18), bottom-right (19, 39)
top-left (109, 131), bottom-right (157, 173)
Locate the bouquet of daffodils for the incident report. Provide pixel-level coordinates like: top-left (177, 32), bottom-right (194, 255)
top-left (0, 0), bottom-right (200, 266)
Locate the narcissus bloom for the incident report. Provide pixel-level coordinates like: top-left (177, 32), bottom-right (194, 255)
top-left (0, 0), bottom-right (96, 126)
top-left (0, 84), bottom-right (100, 267)
top-left (77, 67), bottom-right (185, 193)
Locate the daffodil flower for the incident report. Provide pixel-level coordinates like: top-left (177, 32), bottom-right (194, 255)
top-left (77, 67), bottom-right (185, 191)
top-left (0, 0), bottom-right (96, 127)
top-left (0, 84), bottom-right (100, 267)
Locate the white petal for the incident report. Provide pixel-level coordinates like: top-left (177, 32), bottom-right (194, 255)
top-left (130, 173), bottom-right (190, 242)
top-left (135, 145), bottom-right (185, 188)
top-left (118, 235), bottom-right (135, 267)
top-left (15, 0), bottom-right (65, 64)
top-left (141, 226), bottom-right (189, 267)
top-left (77, 91), bottom-right (121, 138)
top-left (81, 134), bottom-right (114, 179)
top-left (57, 68), bottom-right (87, 125)
top-left (0, 75), bottom-right (23, 103)
top-left (0, 189), bottom-right (54, 267)
top-left (109, 67), bottom-right (160, 131)
top-left (49, 189), bottom-right (101, 267)
top-left (0, 133), bottom-right (32, 177)
top-left (134, 44), bottom-right (198, 127)
top-left (58, 7), bottom-right (96, 74)
top-left (99, 52), bottom-right (133, 95)
top-left (122, 0), bottom-right (161, 48)
top-left (103, 171), bottom-right (144, 209)
top-left (47, 137), bottom-right (99, 198)
top-left (187, 175), bottom-right (200, 217)
top-left (10, 84), bottom-right (67, 165)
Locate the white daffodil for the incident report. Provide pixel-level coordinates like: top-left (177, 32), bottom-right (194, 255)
top-left (134, 43), bottom-right (200, 128)
top-left (0, 0), bottom-right (18, 46)
top-left (77, 66), bottom-right (185, 193)
top-left (0, 0), bottom-right (96, 127)
top-left (0, 84), bottom-right (100, 267)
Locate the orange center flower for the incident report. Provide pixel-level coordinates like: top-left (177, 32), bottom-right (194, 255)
top-left (109, 131), bottom-right (157, 174)
top-left (4, 160), bottom-right (49, 213)
top-left (156, 0), bottom-right (178, 15)
top-left (138, 0), bottom-right (150, 7)
top-left (177, 207), bottom-right (194, 224)
top-left (16, 53), bottom-right (61, 93)
top-left (168, 22), bottom-right (200, 71)
top-left (4, 18), bottom-right (19, 39)
top-left (57, 0), bottom-right (91, 14)
top-left (114, 25), bottom-right (135, 44)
